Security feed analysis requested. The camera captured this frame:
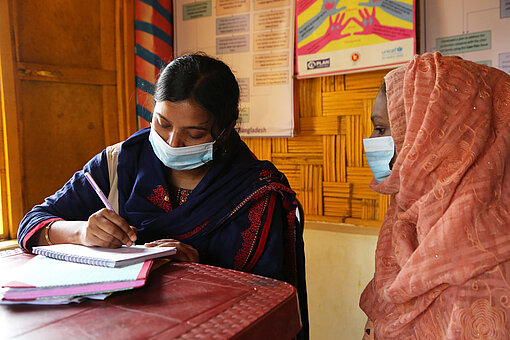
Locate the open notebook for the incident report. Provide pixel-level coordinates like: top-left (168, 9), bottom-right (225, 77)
top-left (2, 256), bottom-right (153, 301)
top-left (32, 244), bottom-right (177, 268)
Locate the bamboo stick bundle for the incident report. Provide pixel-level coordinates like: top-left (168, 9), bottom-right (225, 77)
top-left (271, 137), bottom-right (287, 153)
top-left (344, 69), bottom-right (387, 90)
top-left (322, 136), bottom-right (336, 182)
top-left (288, 136), bottom-right (322, 154)
top-left (272, 153), bottom-right (322, 165)
top-left (378, 194), bottom-right (390, 221)
top-left (322, 89), bottom-right (379, 116)
top-left (323, 197), bottom-right (350, 217)
top-left (313, 165), bottom-right (323, 216)
top-left (351, 184), bottom-right (379, 200)
top-left (299, 116), bottom-right (342, 135)
top-left (361, 198), bottom-right (376, 220)
top-left (322, 181), bottom-right (351, 197)
top-left (298, 78), bottom-right (322, 117)
top-left (321, 75), bottom-right (336, 92)
top-left (337, 135), bottom-right (346, 182)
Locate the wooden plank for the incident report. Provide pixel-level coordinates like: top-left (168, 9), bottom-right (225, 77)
top-left (103, 86), bottom-right (120, 146)
top-left (299, 116), bottom-right (342, 135)
top-left (101, 0), bottom-right (116, 71)
top-left (0, 0), bottom-right (24, 237)
top-left (20, 81), bottom-right (107, 211)
top-left (322, 88), bottom-right (379, 116)
top-left (17, 62), bottom-right (116, 85)
top-left (15, 1), bottom-right (102, 68)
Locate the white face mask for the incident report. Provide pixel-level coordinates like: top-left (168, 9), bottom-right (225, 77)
top-left (363, 136), bottom-right (395, 183)
top-left (149, 127), bottom-right (215, 170)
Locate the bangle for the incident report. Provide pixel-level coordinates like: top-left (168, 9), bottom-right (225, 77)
top-left (44, 222), bottom-right (55, 245)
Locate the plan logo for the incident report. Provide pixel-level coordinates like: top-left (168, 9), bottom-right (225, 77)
top-left (307, 58), bottom-right (330, 70)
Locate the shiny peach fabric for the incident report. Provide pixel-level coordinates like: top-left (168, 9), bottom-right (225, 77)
top-left (360, 52), bottom-right (510, 339)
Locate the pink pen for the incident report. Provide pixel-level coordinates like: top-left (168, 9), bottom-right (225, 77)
top-left (84, 172), bottom-right (115, 211)
top-left (84, 172), bottom-right (136, 246)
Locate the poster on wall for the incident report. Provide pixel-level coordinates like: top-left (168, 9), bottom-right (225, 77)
top-left (421, 0), bottom-right (510, 75)
top-left (296, 0), bottom-right (416, 78)
top-left (174, 0), bottom-right (295, 137)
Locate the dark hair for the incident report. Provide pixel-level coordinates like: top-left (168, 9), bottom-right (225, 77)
top-left (154, 53), bottom-right (240, 136)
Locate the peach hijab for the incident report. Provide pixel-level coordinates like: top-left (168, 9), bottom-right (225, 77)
top-left (360, 52), bottom-right (510, 339)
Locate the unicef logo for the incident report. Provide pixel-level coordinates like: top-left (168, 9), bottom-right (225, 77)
top-left (397, 47), bottom-right (403, 52)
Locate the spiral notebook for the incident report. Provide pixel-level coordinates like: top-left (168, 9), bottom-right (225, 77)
top-left (2, 255), bottom-right (153, 301)
top-left (32, 244), bottom-right (176, 268)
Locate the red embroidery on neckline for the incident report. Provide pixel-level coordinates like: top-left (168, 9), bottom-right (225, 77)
top-left (147, 185), bottom-right (172, 212)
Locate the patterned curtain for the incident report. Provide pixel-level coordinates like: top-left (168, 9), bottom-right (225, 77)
top-left (135, 0), bottom-right (173, 129)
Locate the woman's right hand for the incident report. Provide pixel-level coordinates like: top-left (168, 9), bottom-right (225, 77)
top-left (79, 208), bottom-right (137, 248)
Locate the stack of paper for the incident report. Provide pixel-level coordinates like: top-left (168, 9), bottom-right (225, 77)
top-left (1, 244), bottom-right (177, 304)
top-left (1, 256), bottom-right (152, 304)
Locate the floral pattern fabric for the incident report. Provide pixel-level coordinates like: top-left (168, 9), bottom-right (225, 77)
top-left (360, 52), bottom-right (510, 339)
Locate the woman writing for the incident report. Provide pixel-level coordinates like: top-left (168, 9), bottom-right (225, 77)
top-left (18, 54), bottom-right (308, 337)
top-left (361, 52), bottom-right (510, 338)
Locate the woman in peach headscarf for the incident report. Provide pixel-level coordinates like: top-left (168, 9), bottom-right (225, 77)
top-left (360, 52), bottom-right (510, 339)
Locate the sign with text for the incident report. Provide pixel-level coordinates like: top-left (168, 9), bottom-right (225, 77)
top-left (423, 0), bottom-right (510, 75)
top-left (174, 0), bottom-right (295, 137)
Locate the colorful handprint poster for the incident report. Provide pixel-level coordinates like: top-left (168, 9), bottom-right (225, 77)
top-left (296, 0), bottom-right (416, 77)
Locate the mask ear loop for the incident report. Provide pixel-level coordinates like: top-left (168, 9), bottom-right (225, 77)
top-left (212, 128), bottom-right (228, 153)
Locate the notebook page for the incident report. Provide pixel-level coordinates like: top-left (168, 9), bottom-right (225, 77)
top-left (4, 256), bottom-right (145, 288)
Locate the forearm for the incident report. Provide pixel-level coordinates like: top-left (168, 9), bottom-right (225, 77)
top-left (28, 220), bottom-right (86, 248)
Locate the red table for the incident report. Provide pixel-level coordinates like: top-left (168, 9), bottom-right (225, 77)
top-left (1, 250), bottom-right (302, 339)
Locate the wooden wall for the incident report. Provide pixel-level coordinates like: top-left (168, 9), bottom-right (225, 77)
top-left (243, 69), bottom-right (391, 227)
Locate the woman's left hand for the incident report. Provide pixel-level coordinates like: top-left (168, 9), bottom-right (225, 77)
top-left (145, 239), bottom-right (199, 262)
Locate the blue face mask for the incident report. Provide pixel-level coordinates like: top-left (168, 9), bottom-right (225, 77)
top-left (149, 127), bottom-right (215, 171)
top-left (363, 136), bottom-right (395, 183)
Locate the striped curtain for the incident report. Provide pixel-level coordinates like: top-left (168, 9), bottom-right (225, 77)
top-left (135, 0), bottom-right (173, 129)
